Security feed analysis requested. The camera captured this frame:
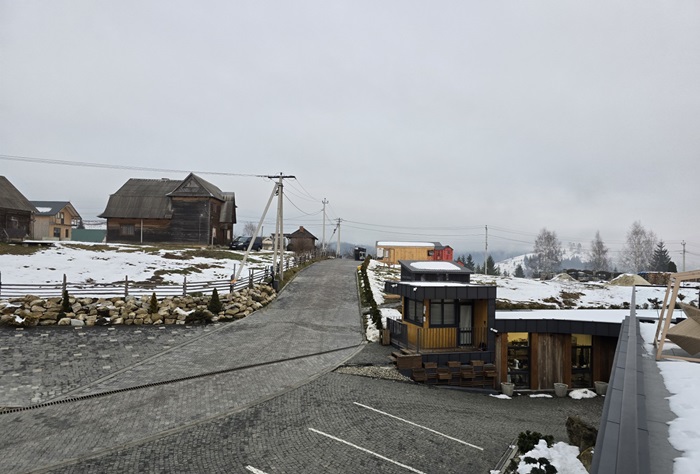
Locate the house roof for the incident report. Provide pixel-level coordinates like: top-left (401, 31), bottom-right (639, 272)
top-left (219, 192), bottom-right (237, 224)
top-left (98, 178), bottom-right (181, 219)
top-left (30, 201), bottom-right (81, 219)
top-left (399, 260), bottom-right (472, 274)
top-left (0, 176), bottom-right (36, 213)
top-left (288, 226), bottom-right (317, 240)
top-left (376, 241), bottom-right (435, 248)
top-left (385, 280), bottom-right (496, 301)
top-left (167, 173), bottom-right (226, 201)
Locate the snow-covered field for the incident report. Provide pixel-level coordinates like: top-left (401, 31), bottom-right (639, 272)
top-left (0, 242), bottom-right (277, 285)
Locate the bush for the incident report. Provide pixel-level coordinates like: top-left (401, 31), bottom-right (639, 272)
top-left (359, 256), bottom-right (382, 331)
top-left (148, 292), bottom-right (158, 314)
top-left (517, 430), bottom-right (554, 453)
top-left (208, 288), bottom-right (223, 314)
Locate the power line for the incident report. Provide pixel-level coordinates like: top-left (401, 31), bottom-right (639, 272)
top-left (0, 153), bottom-right (269, 178)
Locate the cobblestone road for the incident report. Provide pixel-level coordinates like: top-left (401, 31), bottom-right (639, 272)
top-left (0, 259), bottom-right (604, 473)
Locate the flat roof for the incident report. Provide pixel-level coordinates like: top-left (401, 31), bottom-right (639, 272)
top-left (409, 261), bottom-right (463, 272)
top-left (496, 309), bottom-right (663, 324)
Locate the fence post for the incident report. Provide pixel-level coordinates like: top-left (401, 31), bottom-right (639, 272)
top-left (248, 269), bottom-right (253, 288)
top-left (183, 277), bottom-right (187, 296)
top-left (125, 275), bottom-right (129, 298)
top-left (0, 271), bottom-right (2, 298)
top-left (62, 274), bottom-right (67, 295)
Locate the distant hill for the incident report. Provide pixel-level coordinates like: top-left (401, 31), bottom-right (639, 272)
top-left (496, 242), bottom-right (587, 275)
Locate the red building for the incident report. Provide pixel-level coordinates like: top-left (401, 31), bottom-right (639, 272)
top-left (432, 244), bottom-right (453, 261)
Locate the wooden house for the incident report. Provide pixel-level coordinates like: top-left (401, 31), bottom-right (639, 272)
top-left (30, 201), bottom-right (81, 241)
top-left (376, 241), bottom-right (435, 265)
top-left (0, 176), bottom-right (36, 242)
top-left (385, 260), bottom-right (497, 362)
top-left (287, 226), bottom-right (317, 252)
top-left (99, 173), bottom-right (236, 245)
top-left (492, 311), bottom-right (620, 390)
top-left (433, 244), bottom-right (453, 261)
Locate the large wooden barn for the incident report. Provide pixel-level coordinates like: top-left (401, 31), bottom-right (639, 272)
top-left (99, 173), bottom-right (236, 245)
top-left (0, 176), bottom-right (36, 242)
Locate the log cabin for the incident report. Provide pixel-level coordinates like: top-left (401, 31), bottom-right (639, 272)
top-left (0, 176), bottom-right (36, 242)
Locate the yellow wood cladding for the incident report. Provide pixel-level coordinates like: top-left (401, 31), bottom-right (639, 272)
top-left (377, 245), bottom-right (433, 265)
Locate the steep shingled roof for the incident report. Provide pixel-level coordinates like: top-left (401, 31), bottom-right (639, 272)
top-left (99, 178), bottom-right (181, 219)
top-left (0, 176), bottom-right (36, 213)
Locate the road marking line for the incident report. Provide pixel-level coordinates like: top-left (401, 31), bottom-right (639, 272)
top-left (308, 428), bottom-right (426, 474)
top-left (245, 466), bottom-right (268, 474)
top-left (353, 402), bottom-right (484, 451)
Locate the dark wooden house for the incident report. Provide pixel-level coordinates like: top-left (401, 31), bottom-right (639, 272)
top-left (99, 173), bottom-right (236, 245)
top-left (286, 226), bottom-right (317, 252)
top-left (0, 176), bottom-right (36, 242)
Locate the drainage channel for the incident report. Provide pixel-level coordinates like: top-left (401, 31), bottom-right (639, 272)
top-left (0, 343), bottom-right (361, 415)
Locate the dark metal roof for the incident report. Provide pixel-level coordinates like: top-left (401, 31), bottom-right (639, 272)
top-left (219, 192), bottom-right (237, 224)
top-left (98, 178), bottom-right (180, 219)
top-left (0, 176), bottom-right (36, 213)
top-left (288, 226), bottom-right (318, 240)
top-left (385, 280), bottom-right (496, 301)
top-left (493, 316), bottom-right (621, 337)
top-left (167, 173), bottom-right (225, 201)
top-left (30, 201), bottom-right (81, 219)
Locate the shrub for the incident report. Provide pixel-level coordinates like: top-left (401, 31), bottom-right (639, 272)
top-left (522, 456), bottom-right (557, 474)
top-left (517, 430), bottom-right (554, 453)
top-left (148, 292), bottom-right (158, 314)
top-left (208, 288), bottom-right (223, 314)
top-left (58, 289), bottom-right (71, 318)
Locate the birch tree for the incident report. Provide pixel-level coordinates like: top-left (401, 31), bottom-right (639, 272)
top-left (619, 221), bottom-right (657, 273)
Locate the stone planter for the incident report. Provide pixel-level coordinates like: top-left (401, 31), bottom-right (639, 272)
top-left (554, 383), bottom-right (568, 398)
top-left (501, 382), bottom-right (515, 397)
top-left (594, 381), bottom-right (609, 396)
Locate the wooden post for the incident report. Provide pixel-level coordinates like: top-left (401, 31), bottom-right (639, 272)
top-left (124, 275), bottom-right (129, 297)
top-left (183, 277), bottom-right (187, 296)
top-left (63, 274), bottom-right (67, 295)
top-left (248, 269), bottom-right (253, 288)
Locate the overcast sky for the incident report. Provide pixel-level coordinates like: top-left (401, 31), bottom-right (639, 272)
top-left (1, 1), bottom-right (699, 266)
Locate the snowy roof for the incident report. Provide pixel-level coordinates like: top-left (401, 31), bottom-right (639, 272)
top-left (409, 261), bottom-right (463, 272)
top-left (376, 241), bottom-right (435, 248)
top-left (394, 281), bottom-right (474, 288)
top-left (496, 309), bottom-right (662, 324)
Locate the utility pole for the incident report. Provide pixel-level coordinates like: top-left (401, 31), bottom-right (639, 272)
top-left (484, 225), bottom-right (488, 275)
top-left (322, 198), bottom-right (328, 254)
top-left (681, 240), bottom-right (686, 272)
top-left (336, 218), bottom-right (342, 258)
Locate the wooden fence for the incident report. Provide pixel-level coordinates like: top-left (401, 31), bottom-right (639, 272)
top-left (0, 255), bottom-right (309, 299)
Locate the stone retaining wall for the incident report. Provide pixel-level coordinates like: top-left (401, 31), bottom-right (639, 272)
top-left (0, 285), bottom-right (277, 327)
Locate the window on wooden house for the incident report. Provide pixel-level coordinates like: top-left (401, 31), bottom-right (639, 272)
top-left (120, 224), bottom-right (135, 236)
top-left (429, 300), bottom-right (457, 327)
top-left (572, 334), bottom-right (593, 388)
top-left (404, 298), bottom-right (423, 325)
top-left (507, 332), bottom-right (530, 388)
top-left (53, 227), bottom-right (61, 238)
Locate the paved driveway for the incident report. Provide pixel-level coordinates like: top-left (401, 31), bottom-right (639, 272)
top-left (0, 258), bottom-right (603, 473)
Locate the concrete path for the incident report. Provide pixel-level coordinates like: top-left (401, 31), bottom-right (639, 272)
top-left (0, 258), bottom-right (365, 473)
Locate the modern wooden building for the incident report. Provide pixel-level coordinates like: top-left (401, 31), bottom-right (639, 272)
top-left (385, 260), bottom-right (497, 360)
top-left (0, 176), bottom-right (36, 242)
top-left (99, 173), bottom-right (236, 245)
top-left (30, 201), bottom-right (81, 241)
top-left (492, 311), bottom-right (621, 390)
top-left (376, 241), bottom-right (453, 265)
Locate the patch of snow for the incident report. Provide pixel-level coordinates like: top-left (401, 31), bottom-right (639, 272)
top-left (569, 388), bottom-right (597, 400)
top-left (409, 261), bottom-right (463, 271)
top-left (517, 440), bottom-right (587, 474)
top-left (365, 314), bottom-right (379, 342)
top-left (489, 393), bottom-right (511, 400)
top-left (529, 393), bottom-right (553, 398)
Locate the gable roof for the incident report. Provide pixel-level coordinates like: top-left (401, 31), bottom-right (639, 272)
top-left (0, 176), bottom-right (37, 213)
top-left (99, 178), bottom-right (181, 219)
top-left (30, 201), bottom-right (81, 219)
top-left (288, 226), bottom-right (317, 240)
top-left (167, 173), bottom-right (225, 201)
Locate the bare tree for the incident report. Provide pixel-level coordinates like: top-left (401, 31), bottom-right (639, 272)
top-left (587, 231), bottom-right (610, 272)
top-left (242, 221), bottom-right (257, 237)
top-left (526, 228), bottom-right (563, 277)
top-left (619, 221), bottom-right (657, 273)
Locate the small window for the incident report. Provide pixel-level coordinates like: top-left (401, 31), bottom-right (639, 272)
top-left (65, 229), bottom-right (69, 238)
top-left (404, 298), bottom-right (423, 326)
top-left (53, 228), bottom-right (61, 238)
top-left (120, 224), bottom-right (135, 236)
top-left (430, 300), bottom-right (457, 327)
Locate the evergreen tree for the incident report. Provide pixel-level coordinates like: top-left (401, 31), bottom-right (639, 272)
top-left (486, 255), bottom-right (500, 276)
top-left (650, 241), bottom-right (672, 272)
top-left (148, 292), bottom-right (158, 314)
top-left (208, 288), bottom-right (223, 314)
top-left (514, 264), bottom-right (525, 278)
top-left (58, 289), bottom-right (71, 318)
top-left (668, 261), bottom-right (678, 272)
top-left (465, 254), bottom-right (475, 270)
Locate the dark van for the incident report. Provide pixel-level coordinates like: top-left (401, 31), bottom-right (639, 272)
top-left (229, 236), bottom-right (263, 251)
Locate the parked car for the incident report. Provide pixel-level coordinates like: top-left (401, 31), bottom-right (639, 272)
top-left (229, 236), bottom-right (263, 251)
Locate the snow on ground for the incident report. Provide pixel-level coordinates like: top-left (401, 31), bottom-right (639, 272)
top-left (0, 242), bottom-right (275, 285)
top-left (516, 440), bottom-right (588, 474)
top-left (640, 322), bottom-right (700, 474)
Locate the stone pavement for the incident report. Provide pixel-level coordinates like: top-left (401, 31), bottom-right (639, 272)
top-left (0, 258), bottom-right (605, 473)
